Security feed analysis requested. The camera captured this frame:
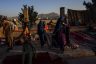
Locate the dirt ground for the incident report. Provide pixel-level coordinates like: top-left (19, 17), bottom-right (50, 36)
top-left (0, 26), bottom-right (96, 64)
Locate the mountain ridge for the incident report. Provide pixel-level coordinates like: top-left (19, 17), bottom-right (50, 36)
top-left (38, 12), bottom-right (59, 19)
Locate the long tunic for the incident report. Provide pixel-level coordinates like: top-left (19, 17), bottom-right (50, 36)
top-left (3, 21), bottom-right (14, 47)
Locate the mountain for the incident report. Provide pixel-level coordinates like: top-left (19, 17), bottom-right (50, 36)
top-left (38, 12), bottom-right (59, 19)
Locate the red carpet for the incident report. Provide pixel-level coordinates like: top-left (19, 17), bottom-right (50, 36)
top-left (3, 52), bottom-right (67, 64)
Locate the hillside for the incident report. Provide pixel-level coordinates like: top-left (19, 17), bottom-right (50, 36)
top-left (38, 12), bottom-right (59, 19)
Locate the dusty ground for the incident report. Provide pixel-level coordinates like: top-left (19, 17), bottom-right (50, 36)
top-left (0, 43), bottom-right (96, 64)
top-left (0, 26), bottom-right (96, 64)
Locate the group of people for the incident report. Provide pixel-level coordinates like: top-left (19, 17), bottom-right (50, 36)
top-left (37, 16), bottom-right (71, 52)
top-left (2, 15), bottom-right (71, 53)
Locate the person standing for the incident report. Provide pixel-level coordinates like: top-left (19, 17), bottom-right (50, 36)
top-left (52, 16), bottom-right (64, 48)
top-left (37, 20), bottom-right (46, 48)
top-left (2, 17), bottom-right (14, 50)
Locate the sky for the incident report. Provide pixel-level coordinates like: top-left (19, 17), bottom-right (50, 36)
top-left (0, 0), bottom-right (91, 17)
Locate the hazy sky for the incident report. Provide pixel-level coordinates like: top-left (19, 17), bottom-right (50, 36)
top-left (0, 0), bottom-right (91, 17)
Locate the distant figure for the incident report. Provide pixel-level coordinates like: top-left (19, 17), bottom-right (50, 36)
top-left (44, 22), bottom-right (49, 32)
top-left (48, 20), bottom-right (53, 25)
top-left (2, 17), bottom-right (14, 50)
top-left (48, 20), bottom-right (55, 28)
top-left (37, 20), bottom-right (46, 48)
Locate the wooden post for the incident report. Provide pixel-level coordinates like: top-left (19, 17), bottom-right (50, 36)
top-left (23, 5), bottom-right (30, 34)
top-left (60, 7), bottom-right (65, 17)
top-left (23, 6), bottom-right (29, 22)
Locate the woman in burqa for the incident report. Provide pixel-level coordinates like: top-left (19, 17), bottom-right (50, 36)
top-left (52, 16), bottom-right (65, 50)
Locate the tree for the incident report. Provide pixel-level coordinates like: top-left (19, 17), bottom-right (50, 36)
top-left (92, 0), bottom-right (96, 6)
top-left (83, 0), bottom-right (96, 9)
top-left (83, 0), bottom-right (96, 25)
top-left (83, 1), bottom-right (92, 9)
top-left (28, 6), bottom-right (38, 26)
top-left (18, 5), bottom-right (38, 28)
